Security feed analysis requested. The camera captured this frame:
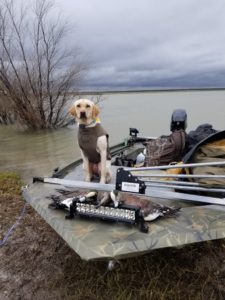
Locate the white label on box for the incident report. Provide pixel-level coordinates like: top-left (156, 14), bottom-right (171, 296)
top-left (121, 182), bottom-right (140, 193)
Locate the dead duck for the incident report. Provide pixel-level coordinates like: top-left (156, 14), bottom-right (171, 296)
top-left (57, 190), bottom-right (180, 222)
top-left (109, 190), bottom-right (180, 222)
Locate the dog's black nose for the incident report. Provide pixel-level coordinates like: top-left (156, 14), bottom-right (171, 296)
top-left (80, 111), bottom-right (86, 119)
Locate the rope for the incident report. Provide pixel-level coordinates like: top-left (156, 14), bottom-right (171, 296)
top-left (0, 202), bottom-right (27, 246)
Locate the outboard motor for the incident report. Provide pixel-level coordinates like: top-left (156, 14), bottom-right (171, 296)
top-left (129, 128), bottom-right (139, 138)
top-left (170, 109), bottom-right (187, 132)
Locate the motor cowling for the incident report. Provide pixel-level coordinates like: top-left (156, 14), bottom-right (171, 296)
top-left (170, 109), bottom-right (187, 132)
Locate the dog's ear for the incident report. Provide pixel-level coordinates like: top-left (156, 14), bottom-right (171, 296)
top-left (92, 105), bottom-right (100, 119)
top-left (69, 105), bottom-right (77, 117)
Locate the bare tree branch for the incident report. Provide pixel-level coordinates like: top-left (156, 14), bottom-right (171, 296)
top-left (0, 0), bottom-right (87, 129)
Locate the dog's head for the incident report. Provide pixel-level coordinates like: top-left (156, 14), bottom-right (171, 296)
top-left (69, 99), bottom-right (100, 125)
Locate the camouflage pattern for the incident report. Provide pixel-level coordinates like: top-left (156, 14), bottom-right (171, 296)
top-left (23, 180), bottom-right (225, 261)
top-left (190, 139), bottom-right (225, 186)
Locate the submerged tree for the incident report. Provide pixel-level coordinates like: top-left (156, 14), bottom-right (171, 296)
top-left (0, 0), bottom-right (87, 129)
top-left (0, 86), bottom-right (15, 124)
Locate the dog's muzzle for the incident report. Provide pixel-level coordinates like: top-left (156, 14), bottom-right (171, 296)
top-left (80, 111), bottom-right (86, 119)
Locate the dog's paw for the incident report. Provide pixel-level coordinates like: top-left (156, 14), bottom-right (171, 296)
top-left (100, 175), bottom-right (111, 184)
top-left (85, 176), bottom-right (91, 182)
top-left (105, 174), bottom-right (112, 184)
top-left (100, 178), bottom-right (106, 184)
top-left (105, 177), bottom-right (111, 184)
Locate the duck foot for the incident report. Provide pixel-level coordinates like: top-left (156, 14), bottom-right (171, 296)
top-left (139, 216), bottom-right (149, 233)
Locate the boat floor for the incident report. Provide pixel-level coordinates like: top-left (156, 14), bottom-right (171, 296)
top-left (23, 164), bottom-right (225, 261)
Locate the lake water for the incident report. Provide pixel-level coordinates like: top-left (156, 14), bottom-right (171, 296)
top-left (1, 89), bottom-right (225, 182)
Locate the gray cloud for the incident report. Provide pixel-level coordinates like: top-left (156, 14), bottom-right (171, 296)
top-left (59, 0), bottom-right (225, 90)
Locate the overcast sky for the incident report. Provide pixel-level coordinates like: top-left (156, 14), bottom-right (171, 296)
top-left (58, 0), bottom-right (225, 90)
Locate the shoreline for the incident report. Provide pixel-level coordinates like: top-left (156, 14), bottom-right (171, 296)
top-left (76, 87), bottom-right (225, 95)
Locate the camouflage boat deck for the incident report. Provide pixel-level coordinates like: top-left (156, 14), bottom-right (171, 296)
top-left (23, 164), bottom-right (225, 261)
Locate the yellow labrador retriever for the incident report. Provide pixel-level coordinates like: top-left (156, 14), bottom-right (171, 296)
top-left (69, 99), bottom-right (111, 183)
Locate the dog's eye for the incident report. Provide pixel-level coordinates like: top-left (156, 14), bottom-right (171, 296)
top-left (76, 104), bottom-right (81, 108)
top-left (86, 104), bottom-right (90, 108)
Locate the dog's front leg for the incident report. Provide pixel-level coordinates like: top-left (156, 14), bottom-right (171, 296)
top-left (97, 136), bottom-right (108, 184)
top-left (80, 151), bottom-right (92, 182)
top-left (99, 149), bottom-right (107, 184)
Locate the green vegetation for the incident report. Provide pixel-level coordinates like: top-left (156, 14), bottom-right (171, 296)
top-left (0, 172), bottom-right (22, 194)
top-left (1, 172), bottom-right (225, 300)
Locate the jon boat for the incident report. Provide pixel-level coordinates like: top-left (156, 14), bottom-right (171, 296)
top-left (22, 126), bottom-right (225, 262)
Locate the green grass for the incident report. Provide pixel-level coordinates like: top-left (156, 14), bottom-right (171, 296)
top-left (0, 172), bottom-right (22, 195)
top-left (1, 172), bottom-right (225, 300)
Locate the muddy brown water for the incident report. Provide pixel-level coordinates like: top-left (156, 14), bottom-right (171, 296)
top-left (1, 89), bottom-right (225, 182)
